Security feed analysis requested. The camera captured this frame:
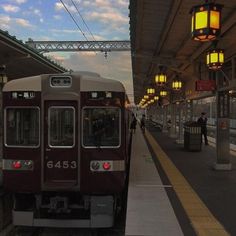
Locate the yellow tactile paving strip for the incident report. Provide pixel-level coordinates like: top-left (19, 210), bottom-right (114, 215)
top-left (145, 130), bottom-right (230, 236)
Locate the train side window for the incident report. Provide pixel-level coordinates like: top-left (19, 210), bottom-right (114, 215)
top-left (5, 107), bottom-right (40, 147)
top-left (82, 107), bottom-right (120, 148)
top-left (48, 107), bottom-right (75, 148)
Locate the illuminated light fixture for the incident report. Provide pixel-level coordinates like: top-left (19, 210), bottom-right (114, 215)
top-left (160, 90), bottom-right (167, 97)
top-left (150, 99), bottom-right (155, 103)
top-left (147, 88), bottom-right (155, 95)
top-left (105, 91), bottom-right (112, 98)
top-left (12, 92), bottom-right (17, 99)
top-left (190, 2), bottom-right (223, 41)
top-left (155, 73), bottom-right (167, 85)
top-left (154, 96), bottom-right (159, 100)
top-left (172, 77), bottom-right (183, 90)
top-left (206, 48), bottom-right (224, 70)
top-left (91, 92), bottom-right (98, 98)
top-left (12, 160), bottom-right (22, 169)
top-left (103, 162), bottom-right (111, 170)
top-left (144, 95), bottom-right (149, 99)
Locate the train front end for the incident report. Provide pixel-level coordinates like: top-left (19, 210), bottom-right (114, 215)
top-left (2, 72), bottom-right (129, 228)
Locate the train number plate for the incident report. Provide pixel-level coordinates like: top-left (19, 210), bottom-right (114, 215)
top-left (46, 161), bottom-right (77, 169)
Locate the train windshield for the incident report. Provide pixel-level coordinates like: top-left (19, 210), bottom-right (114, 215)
top-left (49, 107), bottom-right (75, 147)
top-left (83, 107), bottom-right (120, 147)
top-left (5, 107), bottom-right (39, 147)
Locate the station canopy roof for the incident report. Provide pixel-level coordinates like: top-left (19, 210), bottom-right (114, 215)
top-left (129, 0), bottom-right (236, 104)
top-left (0, 29), bottom-right (66, 80)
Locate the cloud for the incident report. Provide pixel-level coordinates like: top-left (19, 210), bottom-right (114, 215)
top-left (56, 51), bottom-right (133, 101)
top-left (15, 18), bottom-right (32, 27)
top-left (93, 34), bottom-right (106, 40)
top-left (82, 1), bottom-right (129, 32)
top-left (53, 15), bottom-right (62, 20)
top-left (33, 9), bottom-right (42, 17)
top-left (115, 0), bottom-right (129, 8)
top-left (94, 0), bottom-right (111, 8)
top-left (0, 14), bottom-right (33, 30)
top-left (51, 29), bottom-right (82, 34)
top-left (14, 0), bottom-right (27, 4)
top-left (55, 2), bottom-right (76, 13)
top-left (0, 15), bottom-right (11, 29)
top-left (88, 11), bottom-right (128, 26)
top-left (2, 4), bottom-right (20, 13)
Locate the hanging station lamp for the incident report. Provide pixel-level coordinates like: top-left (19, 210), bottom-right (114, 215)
top-left (154, 96), bottom-right (159, 101)
top-left (172, 77), bottom-right (183, 90)
top-left (160, 90), bottom-right (167, 97)
top-left (147, 87), bottom-right (155, 95)
top-left (190, 1), bottom-right (223, 41)
top-left (206, 48), bottom-right (224, 70)
top-left (155, 73), bottom-right (167, 86)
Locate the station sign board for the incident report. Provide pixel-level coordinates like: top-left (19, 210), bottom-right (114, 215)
top-left (195, 80), bottom-right (216, 91)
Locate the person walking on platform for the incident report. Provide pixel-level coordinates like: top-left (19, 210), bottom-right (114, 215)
top-left (140, 114), bottom-right (146, 133)
top-left (197, 112), bottom-right (208, 145)
top-left (130, 113), bottom-right (137, 134)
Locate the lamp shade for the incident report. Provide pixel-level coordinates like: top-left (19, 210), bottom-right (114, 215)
top-left (172, 79), bottom-right (182, 90)
top-left (155, 73), bottom-right (167, 85)
top-left (160, 90), bottom-right (167, 97)
top-left (190, 2), bottom-right (222, 41)
top-left (147, 88), bottom-right (155, 95)
top-left (206, 49), bottom-right (224, 70)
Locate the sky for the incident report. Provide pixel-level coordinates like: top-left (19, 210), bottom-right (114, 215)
top-left (0, 0), bottom-right (133, 102)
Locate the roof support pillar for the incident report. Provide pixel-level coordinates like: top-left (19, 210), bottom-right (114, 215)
top-left (214, 72), bottom-right (232, 170)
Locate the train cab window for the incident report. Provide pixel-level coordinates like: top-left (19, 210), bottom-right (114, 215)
top-left (83, 107), bottom-right (120, 148)
top-left (5, 107), bottom-right (40, 147)
top-left (49, 107), bottom-right (75, 147)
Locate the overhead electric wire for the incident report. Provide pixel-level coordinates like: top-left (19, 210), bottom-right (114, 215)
top-left (71, 0), bottom-right (97, 41)
top-left (59, 0), bottom-right (89, 41)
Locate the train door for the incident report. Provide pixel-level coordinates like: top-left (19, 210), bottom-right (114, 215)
top-left (43, 101), bottom-right (78, 188)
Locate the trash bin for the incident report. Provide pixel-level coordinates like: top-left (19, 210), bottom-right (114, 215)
top-left (184, 121), bottom-right (202, 151)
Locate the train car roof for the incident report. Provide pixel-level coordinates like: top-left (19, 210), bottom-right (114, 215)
top-left (79, 72), bottom-right (125, 92)
top-left (3, 71), bottom-right (126, 92)
top-left (3, 75), bottom-right (42, 91)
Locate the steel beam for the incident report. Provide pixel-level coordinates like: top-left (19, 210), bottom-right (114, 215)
top-left (25, 39), bottom-right (131, 53)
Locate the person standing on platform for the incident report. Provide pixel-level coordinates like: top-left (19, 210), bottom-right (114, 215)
top-left (140, 114), bottom-right (146, 133)
top-left (197, 112), bottom-right (208, 145)
top-left (130, 113), bottom-right (137, 134)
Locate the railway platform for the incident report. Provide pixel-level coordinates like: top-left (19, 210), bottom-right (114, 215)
top-left (126, 120), bottom-right (236, 236)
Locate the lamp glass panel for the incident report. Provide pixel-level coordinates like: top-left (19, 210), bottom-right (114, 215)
top-left (219, 52), bottom-right (224, 63)
top-left (195, 11), bottom-right (208, 29)
top-left (206, 54), bottom-right (210, 64)
top-left (210, 52), bottom-right (218, 63)
top-left (210, 11), bottom-right (220, 29)
top-left (191, 16), bottom-right (194, 32)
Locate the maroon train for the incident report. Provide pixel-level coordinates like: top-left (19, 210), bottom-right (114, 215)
top-left (2, 72), bottom-right (131, 228)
